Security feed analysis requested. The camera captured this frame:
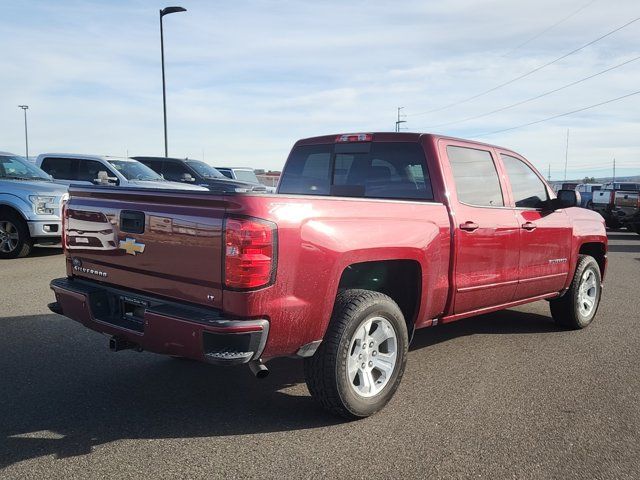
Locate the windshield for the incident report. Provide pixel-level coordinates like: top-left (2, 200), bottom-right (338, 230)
top-left (234, 169), bottom-right (260, 184)
top-left (0, 155), bottom-right (51, 180)
top-left (186, 160), bottom-right (226, 179)
top-left (108, 160), bottom-right (163, 181)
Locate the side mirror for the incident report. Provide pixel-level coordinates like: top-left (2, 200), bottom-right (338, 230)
top-left (95, 171), bottom-right (117, 185)
top-left (554, 189), bottom-right (581, 209)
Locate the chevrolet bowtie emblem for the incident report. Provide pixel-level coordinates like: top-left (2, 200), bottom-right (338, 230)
top-left (119, 237), bottom-right (145, 256)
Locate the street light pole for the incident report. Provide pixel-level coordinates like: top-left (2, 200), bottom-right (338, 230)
top-left (18, 105), bottom-right (29, 160)
top-left (159, 6), bottom-right (187, 157)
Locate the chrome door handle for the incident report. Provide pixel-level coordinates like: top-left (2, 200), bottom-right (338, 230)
top-left (459, 221), bottom-right (479, 232)
top-left (522, 222), bottom-right (537, 231)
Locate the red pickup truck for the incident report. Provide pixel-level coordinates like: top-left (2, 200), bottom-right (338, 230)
top-left (49, 133), bottom-right (607, 419)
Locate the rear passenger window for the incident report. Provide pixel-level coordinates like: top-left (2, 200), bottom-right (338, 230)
top-left (162, 161), bottom-right (190, 182)
top-left (77, 160), bottom-right (105, 182)
top-left (501, 154), bottom-right (549, 209)
top-left (447, 146), bottom-right (504, 207)
top-left (41, 157), bottom-right (76, 180)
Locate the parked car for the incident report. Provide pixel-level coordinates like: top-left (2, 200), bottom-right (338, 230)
top-left (216, 166), bottom-right (277, 193)
top-left (49, 132), bottom-right (606, 419)
top-left (36, 154), bottom-right (207, 191)
top-left (133, 157), bottom-right (266, 193)
top-left (591, 182), bottom-right (640, 228)
top-left (612, 189), bottom-right (640, 234)
top-left (575, 183), bottom-right (601, 209)
top-left (0, 152), bottom-right (68, 258)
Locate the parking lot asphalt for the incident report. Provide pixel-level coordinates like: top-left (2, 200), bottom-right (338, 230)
top-left (0, 232), bottom-right (639, 479)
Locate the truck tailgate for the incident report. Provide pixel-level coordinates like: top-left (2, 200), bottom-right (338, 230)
top-left (614, 191), bottom-right (639, 208)
top-left (64, 187), bottom-right (227, 309)
top-left (592, 190), bottom-right (612, 205)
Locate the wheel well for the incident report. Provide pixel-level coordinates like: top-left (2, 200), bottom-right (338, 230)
top-left (0, 205), bottom-right (26, 221)
top-left (338, 260), bottom-right (421, 331)
top-left (579, 242), bottom-right (606, 276)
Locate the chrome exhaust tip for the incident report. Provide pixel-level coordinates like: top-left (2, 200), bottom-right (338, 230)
top-left (248, 360), bottom-right (269, 379)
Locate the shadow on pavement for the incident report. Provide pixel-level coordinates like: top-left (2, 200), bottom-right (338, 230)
top-left (606, 232), bottom-right (639, 240)
top-left (29, 246), bottom-right (63, 257)
top-left (411, 309), bottom-right (558, 351)
top-left (0, 308), bottom-right (562, 468)
top-left (608, 243), bottom-right (640, 253)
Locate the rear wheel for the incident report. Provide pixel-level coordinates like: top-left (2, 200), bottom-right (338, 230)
top-left (550, 255), bottom-right (601, 329)
top-left (0, 213), bottom-right (32, 259)
top-left (304, 289), bottom-right (408, 419)
top-left (605, 217), bottom-right (621, 229)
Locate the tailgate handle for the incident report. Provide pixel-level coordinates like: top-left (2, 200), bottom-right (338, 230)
top-left (120, 210), bottom-right (145, 234)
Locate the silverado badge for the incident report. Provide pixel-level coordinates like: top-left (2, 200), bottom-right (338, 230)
top-left (119, 237), bottom-right (145, 256)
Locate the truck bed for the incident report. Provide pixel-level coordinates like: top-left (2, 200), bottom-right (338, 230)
top-left (60, 185), bottom-right (451, 358)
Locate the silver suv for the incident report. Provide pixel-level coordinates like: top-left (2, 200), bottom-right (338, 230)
top-left (0, 152), bottom-right (68, 258)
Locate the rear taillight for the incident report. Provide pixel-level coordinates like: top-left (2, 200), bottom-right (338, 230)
top-left (224, 217), bottom-right (277, 289)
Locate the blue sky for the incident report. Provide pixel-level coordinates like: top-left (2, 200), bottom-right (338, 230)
top-left (1, 0), bottom-right (639, 179)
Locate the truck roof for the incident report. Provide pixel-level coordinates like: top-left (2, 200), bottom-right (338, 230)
top-left (132, 156), bottom-right (197, 163)
top-left (294, 132), bottom-right (514, 153)
top-left (36, 153), bottom-right (132, 162)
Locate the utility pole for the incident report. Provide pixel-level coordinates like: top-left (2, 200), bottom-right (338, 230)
top-left (18, 105), bottom-right (29, 160)
top-left (613, 157), bottom-right (616, 183)
top-left (563, 129), bottom-right (569, 181)
top-left (548, 163), bottom-right (551, 181)
top-left (159, 6), bottom-right (187, 157)
top-left (395, 107), bottom-right (406, 132)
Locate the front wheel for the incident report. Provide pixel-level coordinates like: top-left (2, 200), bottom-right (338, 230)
top-left (304, 289), bottom-right (409, 419)
top-left (0, 213), bottom-right (32, 259)
top-left (550, 255), bottom-right (602, 329)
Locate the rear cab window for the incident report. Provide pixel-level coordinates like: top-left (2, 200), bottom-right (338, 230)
top-left (446, 145), bottom-right (504, 207)
top-left (40, 157), bottom-right (77, 180)
top-left (278, 142), bottom-right (433, 201)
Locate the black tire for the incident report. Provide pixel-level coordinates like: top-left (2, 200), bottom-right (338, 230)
top-left (605, 217), bottom-right (620, 229)
top-left (304, 289), bottom-right (409, 419)
top-left (0, 212), bottom-right (32, 259)
top-left (631, 223), bottom-right (640, 235)
top-left (550, 255), bottom-right (602, 329)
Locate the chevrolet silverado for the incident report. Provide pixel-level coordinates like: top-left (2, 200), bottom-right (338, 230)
top-left (49, 133), bottom-right (607, 419)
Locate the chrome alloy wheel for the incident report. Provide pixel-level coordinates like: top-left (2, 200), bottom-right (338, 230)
top-left (346, 316), bottom-right (398, 398)
top-left (577, 268), bottom-right (598, 317)
top-left (0, 221), bottom-right (19, 254)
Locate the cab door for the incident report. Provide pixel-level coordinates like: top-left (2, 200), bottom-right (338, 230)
top-left (441, 142), bottom-right (521, 315)
top-left (498, 152), bottom-right (572, 299)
